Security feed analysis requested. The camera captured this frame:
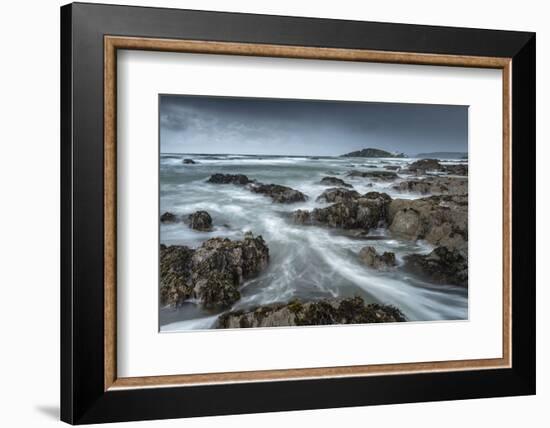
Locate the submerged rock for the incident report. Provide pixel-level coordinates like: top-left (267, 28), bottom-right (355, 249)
top-left (320, 176), bottom-right (353, 188)
top-left (188, 211), bottom-right (212, 231)
top-left (249, 183), bottom-right (307, 203)
top-left (387, 195), bottom-right (468, 254)
top-left (207, 173), bottom-right (252, 185)
top-left (159, 234), bottom-right (269, 309)
top-left (160, 211), bottom-right (178, 223)
top-left (183, 158), bottom-right (196, 164)
top-left (404, 246), bottom-right (467, 287)
top-left (346, 170), bottom-right (399, 181)
top-left (216, 296), bottom-right (406, 328)
top-left (358, 246), bottom-right (396, 270)
top-left (393, 176), bottom-right (467, 195)
top-left (384, 165), bottom-right (401, 171)
top-left (316, 188), bottom-right (360, 203)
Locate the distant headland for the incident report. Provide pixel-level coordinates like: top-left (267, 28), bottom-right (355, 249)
top-left (340, 148), bottom-right (406, 158)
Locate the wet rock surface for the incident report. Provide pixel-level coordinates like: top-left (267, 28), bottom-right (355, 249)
top-left (346, 170), bottom-right (399, 181)
top-left (388, 195), bottom-right (468, 254)
top-left (249, 183), bottom-right (307, 203)
top-left (359, 246), bottom-right (397, 270)
top-left (207, 173), bottom-right (252, 185)
top-left (404, 246), bottom-right (467, 287)
top-left (217, 296), bottom-right (406, 328)
top-left (183, 158), bottom-right (196, 164)
top-left (160, 211), bottom-right (178, 223)
top-left (406, 158), bottom-right (442, 173)
top-left (443, 164), bottom-right (468, 176)
top-left (316, 188), bottom-right (360, 203)
top-left (393, 176), bottom-right (468, 195)
top-left (160, 234), bottom-right (269, 309)
top-left (292, 192), bottom-right (392, 231)
top-left (320, 176), bottom-right (353, 188)
top-left (404, 159), bottom-right (468, 177)
top-left (160, 245), bottom-right (194, 307)
top-left (188, 210), bottom-right (213, 231)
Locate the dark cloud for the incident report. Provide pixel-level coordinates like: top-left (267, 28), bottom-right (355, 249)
top-left (160, 94), bottom-right (468, 156)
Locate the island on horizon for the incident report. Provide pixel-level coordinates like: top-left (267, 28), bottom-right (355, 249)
top-left (340, 148), bottom-right (407, 158)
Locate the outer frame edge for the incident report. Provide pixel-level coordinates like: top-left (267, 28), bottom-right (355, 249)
top-left (60, 3), bottom-right (75, 425)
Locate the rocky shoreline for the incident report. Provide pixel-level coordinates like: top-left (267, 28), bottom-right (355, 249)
top-left (160, 152), bottom-right (469, 329)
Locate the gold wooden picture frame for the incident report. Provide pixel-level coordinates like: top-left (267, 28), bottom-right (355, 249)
top-left (103, 36), bottom-right (512, 391)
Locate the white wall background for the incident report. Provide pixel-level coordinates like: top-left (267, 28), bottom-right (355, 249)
top-left (0, 0), bottom-right (545, 427)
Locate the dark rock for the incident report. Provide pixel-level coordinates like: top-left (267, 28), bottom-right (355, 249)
top-left (341, 148), bottom-right (406, 158)
top-left (160, 212), bottom-right (177, 223)
top-left (250, 183), bottom-right (307, 203)
top-left (320, 176), bottom-right (353, 188)
top-left (443, 164), bottom-right (468, 176)
top-left (362, 191), bottom-right (392, 204)
top-left (159, 235), bottom-right (269, 309)
top-left (207, 173), bottom-right (252, 185)
top-left (346, 170), bottom-right (399, 181)
top-left (293, 192), bottom-right (392, 231)
top-left (217, 296), bottom-right (406, 328)
top-left (387, 195), bottom-right (468, 254)
top-left (290, 209), bottom-right (313, 224)
top-left (393, 176), bottom-right (467, 195)
top-left (358, 246), bottom-right (396, 270)
top-left (384, 165), bottom-right (401, 171)
top-left (188, 211), bottom-right (212, 231)
top-left (404, 246), bottom-right (467, 287)
top-left (316, 188), bottom-right (360, 203)
top-left (183, 158), bottom-right (196, 164)
top-left (160, 245), bottom-right (194, 307)
top-left (191, 235), bottom-right (269, 308)
top-left (406, 158), bottom-right (442, 173)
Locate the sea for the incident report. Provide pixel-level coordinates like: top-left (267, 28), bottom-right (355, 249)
top-left (159, 153), bottom-right (468, 331)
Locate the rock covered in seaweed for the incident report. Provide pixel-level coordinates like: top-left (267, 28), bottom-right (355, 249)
top-left (387, 195), bottom-right (468, 254)
top-left (207, 173), bottom-right (252, 185)
top-left (160, 211), bottom-right (178, 223)
top-left (404, 159), bottom-right (468, 176)
top-left (346, 170), bottom-right (399, 181)
top-left (249, 183), bottom-right (307, 203)
top-left (358, 246), bottom-right (396, 270)
top-left (404, 246), bottom-right (467, 287)
top-left (160, 234), bottom-right (269, 309)
top-left (316, 188), bottom-right (360, 203)
top-left (406, 158), bottom-right (442, 173)
top-left (188, 210), bottom-right (213, 231)
top-left (443, 164), bottom-right (468, 176)
top-left (393, 176), bottom-right (467, 195)
top-left (319, 176), bottom-right (353, 188)
top-left (293, 192), bottom-right (392, 231)
top-left (160, 245), bottom-right (194, 307)
top-left (216, 296), bottom-right (406, 328)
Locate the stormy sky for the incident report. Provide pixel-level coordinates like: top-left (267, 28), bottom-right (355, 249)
top-left (160, 95), bottom-right (468, 156)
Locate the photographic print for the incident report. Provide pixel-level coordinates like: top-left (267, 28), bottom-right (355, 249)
top-left (159, 95), bottom-right (468, 332)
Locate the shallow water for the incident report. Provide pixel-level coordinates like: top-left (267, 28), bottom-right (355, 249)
top-left (160, 153), bottom-right (468, 331)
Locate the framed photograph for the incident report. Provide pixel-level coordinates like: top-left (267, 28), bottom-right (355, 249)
top-left (60, 2), bottom-right (536, 424)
